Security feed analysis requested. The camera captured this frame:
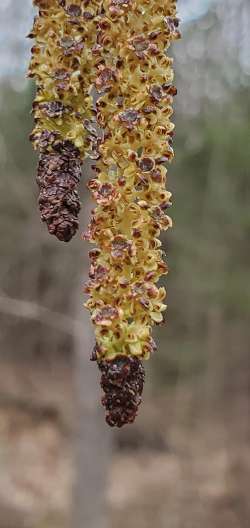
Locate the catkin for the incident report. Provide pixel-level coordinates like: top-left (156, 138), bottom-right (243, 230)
top-left (29, 0), bottom-right (100, 241)
top-left (84, 0), bottom-right (180, 426)
top-left (28, 0), bottom-right (180, 426)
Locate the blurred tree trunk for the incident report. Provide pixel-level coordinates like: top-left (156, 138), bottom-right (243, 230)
top-left (72, 260), bottom-right (112, 528)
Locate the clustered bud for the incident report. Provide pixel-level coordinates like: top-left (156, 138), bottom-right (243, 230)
top-left (28, 0), bottom-right (100, 241)
top-left (84, 0), bottom-right (181, 426)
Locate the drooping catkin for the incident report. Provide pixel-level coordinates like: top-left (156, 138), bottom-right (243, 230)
top-left (28, 0), bottom-right (100, 241)
top-left (84, 0), bottom-right (180, 426)
top-left (28, 0), bottom-right (180, 426)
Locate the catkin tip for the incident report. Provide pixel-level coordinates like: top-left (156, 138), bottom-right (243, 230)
top-left (97, 355), bottom-right (145, 428)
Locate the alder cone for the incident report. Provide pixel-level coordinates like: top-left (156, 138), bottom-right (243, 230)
top-left (37, 143), bottom-right (82, 242)
top-left (98, 355), bottom-right (145, 427)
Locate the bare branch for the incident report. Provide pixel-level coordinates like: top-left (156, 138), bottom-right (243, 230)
top-left (0, 292), bottom-right (83, 336)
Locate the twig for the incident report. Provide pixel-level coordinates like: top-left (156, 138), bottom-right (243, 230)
top-left (0, 292), bottom-right (82, 336)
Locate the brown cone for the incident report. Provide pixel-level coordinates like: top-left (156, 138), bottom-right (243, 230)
top-left (37, 141), bottom-right (82, 242)
top-left (98, 355), bottom-right (145, 428)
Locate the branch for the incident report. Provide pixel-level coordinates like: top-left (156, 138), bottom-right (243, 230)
top-left (0, 292), bottom-right (83, 336)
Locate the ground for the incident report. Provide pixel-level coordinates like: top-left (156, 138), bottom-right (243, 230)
top-left (0, 359), bottom-right (249, 528)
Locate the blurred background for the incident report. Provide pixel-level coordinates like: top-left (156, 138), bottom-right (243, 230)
top-left (0, 0), bottom-right (250, 527)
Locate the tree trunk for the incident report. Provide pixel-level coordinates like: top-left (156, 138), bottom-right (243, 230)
top-left (72, 288), bottom-right (112, 528)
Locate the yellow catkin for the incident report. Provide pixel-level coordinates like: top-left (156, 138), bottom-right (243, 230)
top-left (84, 0), bottom-right (180, 426)
top-left (28, 0), bottom-right (180, 426)
top-left (28, 0), bottom-right (100, 241)
top-left (29, 0), bottom-right (100, 154)
top-left (85, 0), bottom-right (180, 359)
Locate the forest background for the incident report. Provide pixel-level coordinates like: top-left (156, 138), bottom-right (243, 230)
top-left (0, 1), bottom-right (250, 527)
